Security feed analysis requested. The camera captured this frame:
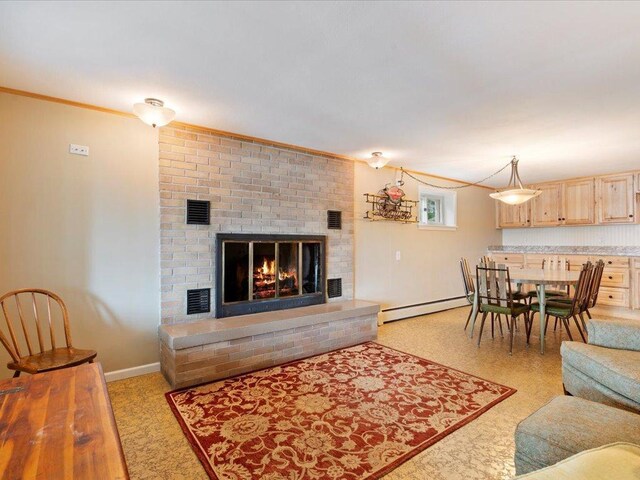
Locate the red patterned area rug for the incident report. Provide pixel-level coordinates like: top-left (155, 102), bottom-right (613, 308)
top-left (166, 342), bottom-right (516, 480)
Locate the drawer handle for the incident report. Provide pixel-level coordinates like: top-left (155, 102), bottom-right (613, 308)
top-left (504, 257), bottom-right (508, 260)
top-left (609, 295), bottom-right (613, 299)
top-left (608, 276), bottom-right (613, 279)
top-left (608, 261), bottom-right (612, 264)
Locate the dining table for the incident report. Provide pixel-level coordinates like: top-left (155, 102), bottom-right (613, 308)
top-left (468, 268), bottom-right (581, 354)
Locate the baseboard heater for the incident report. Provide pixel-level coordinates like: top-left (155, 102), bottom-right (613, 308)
top-left (379, 295), bottom-right (468, 323)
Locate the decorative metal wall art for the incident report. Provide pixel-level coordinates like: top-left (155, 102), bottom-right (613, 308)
top-left (363, 184), bottom-right (418, 223)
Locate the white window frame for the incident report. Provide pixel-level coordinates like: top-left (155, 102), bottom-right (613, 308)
top-left (419, 186), bottom-right (457, 230)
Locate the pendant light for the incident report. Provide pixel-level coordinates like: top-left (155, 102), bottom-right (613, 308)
top-left (133, 98), bottom-right (176, 128)
top-left (367, 152), bottom-right (390, 169)
top-left (489, 157), bottom-right (541, 205)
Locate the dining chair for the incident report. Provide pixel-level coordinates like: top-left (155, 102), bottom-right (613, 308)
top-left (0, 288), bottom-right (97, 377)
top-left (476, 263), bottom-right (531, 354)
top-left (552, 259), bottom-right (604, 332)
top-left (460, 257), bottom-right (477, 331)
top-left (529, 263), bottom-right (593, 343)
top-left (527, 256), bottom-right (571, 305)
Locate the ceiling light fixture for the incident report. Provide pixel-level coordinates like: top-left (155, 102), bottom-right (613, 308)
top-left (366, 152), bottom-right (390, 169)
top-left (489, 157), bottom-right (542, 205)
top-left (133, 98), bottom-right (176, 128)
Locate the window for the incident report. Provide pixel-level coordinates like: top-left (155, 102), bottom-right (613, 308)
top-left (419, 187), bottom-right (457, 229)
top-left (423, 195), bottom-right (444, 225)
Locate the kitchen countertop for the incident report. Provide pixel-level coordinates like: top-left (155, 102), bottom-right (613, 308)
top-left (488, 245), bottom-right (640, 257)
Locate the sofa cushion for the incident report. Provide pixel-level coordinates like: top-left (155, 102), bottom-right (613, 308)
top-left (587, 318), bottom-right (640, 352)
top-left (515, 442), bottom-right (640, 479)
top-left (561, 341), bottom-right (640, 405)
top-left (514, 396), bottom-right (640, 474)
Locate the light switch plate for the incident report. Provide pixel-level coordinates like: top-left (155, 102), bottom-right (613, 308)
top-left (395, 250), bottom-right (401, 261)
top-left (69, 144), bottom-right (89, 156)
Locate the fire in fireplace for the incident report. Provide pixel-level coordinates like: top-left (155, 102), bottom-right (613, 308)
top-left (215, 234), bottom-right (326, 318)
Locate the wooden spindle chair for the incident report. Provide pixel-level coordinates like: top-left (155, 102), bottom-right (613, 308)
top-left (0, 289), bottom-right (97, 377)
top-left (530, 263), bottom-right (593, 343)
top-left (476, 263), bottom-right (531, 354)
top-left (460, 258), bottom-right (477, 331)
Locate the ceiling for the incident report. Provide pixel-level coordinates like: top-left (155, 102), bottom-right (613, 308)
top-left (1, 1), bottom-right (639, 185)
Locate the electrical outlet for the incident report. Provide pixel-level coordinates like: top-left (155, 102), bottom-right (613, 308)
top-left (69, 144), bottom-right (89, 156)
top-left (395, 250), bottom-right (401, 261)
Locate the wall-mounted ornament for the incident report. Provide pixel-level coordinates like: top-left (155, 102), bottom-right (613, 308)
top-left (363, 184), bottom-right (418, 223)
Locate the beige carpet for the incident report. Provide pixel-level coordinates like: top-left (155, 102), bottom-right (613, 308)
top-left (108, 307), bottom-right (570, 480)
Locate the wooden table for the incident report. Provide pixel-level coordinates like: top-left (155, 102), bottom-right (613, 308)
top-left (0, 363), bottom-right (129, 479)
top-left (469, 268), bottom-right (580, 354)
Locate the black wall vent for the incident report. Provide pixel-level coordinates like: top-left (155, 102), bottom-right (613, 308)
top-left (327, 210), bottom-right (342, 230)
top-left (187, 288), bottom-right (210, 315)
top-left (327, 278), bottom-right (342, 298)
top-left (187, 199), bottom-right (210, 225)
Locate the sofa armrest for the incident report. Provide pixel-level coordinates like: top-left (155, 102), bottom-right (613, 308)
top-left (587, 318), bottom-right (640, 351)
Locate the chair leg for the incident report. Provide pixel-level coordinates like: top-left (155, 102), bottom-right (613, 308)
top-left (579, 312), bottom-right (588, 333)
top-left (586, 309), bottom-right (592, 320)
top-left (573, 315), bottom-right (586, 342)
top-left (491, 313), bottom-right (495, 339)
top-left (562, 318), bottom-right (574, 341)
top-left (509, 316), bottom-right (515, 355)
top-left (498, 314), bottom-right (504, 338)
top-left (464, 307), bottom-right (473, 331)
top-left (525, 314), bottom-right (532, 345)
top-left (477, 312), bottom-right (488, 347)
top-left (13, 370), bottom-right (20, 378)
top-left (554, 317), bottom-right (558, 332)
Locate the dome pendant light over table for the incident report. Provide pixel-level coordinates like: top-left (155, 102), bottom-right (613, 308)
top-left (489, 157), bottom-right (542, 205)
top-left (133, 98), bottom-right (176, 128)
top-left (367, 152), bottom-right (390, 169)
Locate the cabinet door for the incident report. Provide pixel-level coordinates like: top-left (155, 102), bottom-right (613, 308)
top-left (531, 183), bottom-right (562, 227)
top-left (498, 201), bottom-right (529, 228)
top-left (598, 174), bottom-right (635, 224)
top-left (634, 268), bottom-right (640, 310)
top-left (564, 178), bottom-right (595, 225)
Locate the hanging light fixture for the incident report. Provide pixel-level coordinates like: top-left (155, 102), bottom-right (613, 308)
top-left (366, 152), bottom-right (390, 169)
top-left (489, 157), bottom-right (541, 205)
top-left (133, 98), bottom-right (176, 128)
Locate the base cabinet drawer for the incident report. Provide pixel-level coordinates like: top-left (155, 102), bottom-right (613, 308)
top-left (601, 269), bottom-right (630, 288)
top-left (491, 253), bottom-right (525, 264)
top-left (598, 256), bottom-right (630, 268)
top-left (598, 287), bottom-right (630, 307)
top-left (568, 255), bottom-right (592, 269)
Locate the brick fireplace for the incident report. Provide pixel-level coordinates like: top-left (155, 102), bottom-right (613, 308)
top-left (159, 124), bottom-right (354, 324)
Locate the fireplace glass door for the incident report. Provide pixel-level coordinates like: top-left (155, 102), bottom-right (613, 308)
top-left (218, 235), bottom-right (325, 318)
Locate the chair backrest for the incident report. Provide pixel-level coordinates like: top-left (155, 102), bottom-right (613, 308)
top-left (476, 263), bottom-right (514, 309)
top-left (479, 255), bottom-right (492, 266)
top-left (542, 256), bottom-right (571, 293)
top-left (587, 260), bottom-right (605, 308)
top-left (569, 262), bottom-right (594, 314)
top-left (460, 258), bottom-right (475, 299)
top-left (0, 289), bottom-right (72, 363)
top-left (542, 256), bottom-right (570, 271)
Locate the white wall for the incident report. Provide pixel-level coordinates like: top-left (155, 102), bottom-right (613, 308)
top-left (354, 164), bottom-right (501, 320)
top-left (502, 224), bottom-right (640, 247)
top-left (0, 92), bottom-right (160, 379)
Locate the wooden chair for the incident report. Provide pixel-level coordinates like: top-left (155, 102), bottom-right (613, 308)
top-left (0, 289), bottom-right (97, 377)
top-left (529, 263), bottom-right (593, 343)
top-left (460, 258), bottom-right (477, 331)
top-left (553, 259), bottom-right (604, 332)
top-left (476, 263), bottom-right (531, 354)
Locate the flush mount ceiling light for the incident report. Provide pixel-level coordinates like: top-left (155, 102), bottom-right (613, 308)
top-left (133, 98), bottom-right (176, 128)
top-left (489, 157), bottom-right (542, 205)
top-left (366, 152), bottom-right (390, 169)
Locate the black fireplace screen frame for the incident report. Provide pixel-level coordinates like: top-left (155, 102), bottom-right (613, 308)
top-left (215, 233), bottom-right (327, 318)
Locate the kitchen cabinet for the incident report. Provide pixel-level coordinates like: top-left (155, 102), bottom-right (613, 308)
top-left (597, 173), bottom-right (635, 224)
top-left (531, 183), bottom-right (563, 227)
top-left (497, 201), bottom-right (529, 228)
top-left (563, 178), bottom-right (595, 225)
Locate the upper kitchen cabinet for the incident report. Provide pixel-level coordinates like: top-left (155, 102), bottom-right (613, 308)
top-left (563, 178), bottom-right (595, 225)
top-left (497, 200), bottom-right (530, 228)
top-left (597, 173), bottom-right (636, 224)
top-left (531, 183), bottom-right (563, 227)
